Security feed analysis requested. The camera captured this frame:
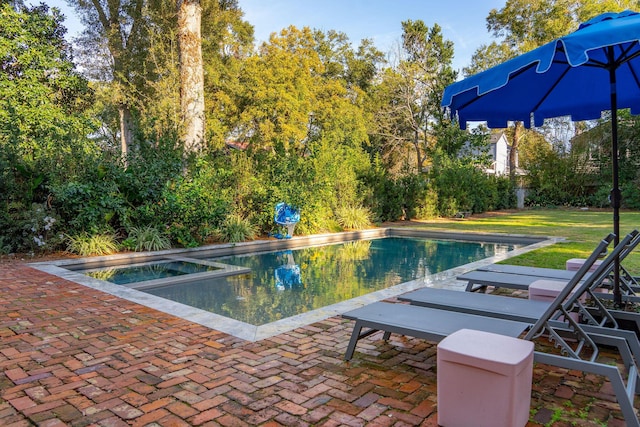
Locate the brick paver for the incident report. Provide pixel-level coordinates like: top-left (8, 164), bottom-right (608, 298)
top-left (1, 262), bottom-right (637, 426)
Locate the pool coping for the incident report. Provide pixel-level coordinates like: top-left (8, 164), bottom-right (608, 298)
top-left (29, 228), bottom-right (563, 342)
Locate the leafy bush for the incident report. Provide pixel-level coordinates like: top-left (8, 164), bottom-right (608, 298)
top-left (429, 157), bottom-right (481, 215)
top-left (51, 162), bottom-right (127, 234)
top-left (125, 226), bottom-right (171, 252)
top-left (415, 188), bottom-right (440, 220)
top-left (156, 159), bottom-right (234, 246)
top-left (358, 155), bottom-right (440, 222)
top-left (622, 180), bottom-right (640, 209)
top-left (0, 203), bottom-right (63, 253)
top-left (66, 232), bottom-right (119, 256)
top-left (217, 214), bottom-right (257, 243)
top-left (336, 206), bottom-right (372, 230)
top-left (494, 176), bottom-right (517, 209)
top-left (117, 137), bottom-right (184, 212)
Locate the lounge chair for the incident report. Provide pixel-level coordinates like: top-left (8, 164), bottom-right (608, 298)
top-left (477, 261), bottom-right (640, 293)
top-left (343, 232), bottom-right (614, 361)
top-left (342, 234), bottom-right (640, 426)
top-left (458, 230), bottom-right (640, 298)
top-left (478, 263), bottom-right (584, 280)
top-left (342, 309), bottom-right (640, 426)
top-left (401, 232), bottom-right (640, 332)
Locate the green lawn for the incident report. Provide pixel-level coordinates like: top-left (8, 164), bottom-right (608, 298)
top-left (404, 208), bottom-right (640, 272)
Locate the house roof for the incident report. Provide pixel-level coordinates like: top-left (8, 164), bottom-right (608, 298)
top-left (490, 132), bottom-right (507, 144)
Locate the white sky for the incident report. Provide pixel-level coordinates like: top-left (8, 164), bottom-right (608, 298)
top-left (41, 0), bottom-right (504, 72)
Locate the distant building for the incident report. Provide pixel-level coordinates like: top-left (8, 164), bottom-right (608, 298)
top-left (486, 132), bottom-right (511, 176)
top-left (462, 132), bottom-right (516, 176)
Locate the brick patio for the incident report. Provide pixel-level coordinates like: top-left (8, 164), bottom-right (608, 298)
top-left (0, 262), bottom-right (635, 426)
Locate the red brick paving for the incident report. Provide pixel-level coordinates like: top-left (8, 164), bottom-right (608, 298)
top-left (0, 263), bottom-right (637, 426)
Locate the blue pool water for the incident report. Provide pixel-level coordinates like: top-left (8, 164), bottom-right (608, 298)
top-left (136, 237), bottom-right (519, 325)
top-left (85, 260), bottom-right (219, 284)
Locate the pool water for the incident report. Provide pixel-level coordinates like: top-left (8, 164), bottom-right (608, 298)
top-left (84, 260), bottom-right (220, 285)
top-left (138, 237), bottom-right (519, 325)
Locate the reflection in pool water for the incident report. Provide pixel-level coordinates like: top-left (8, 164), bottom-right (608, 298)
top-left (84, 260), bottom-right (219, 284)
top-left (141, 237), bottom-right (519, 326)
top-left (274, 251), bottom-right (302, 291)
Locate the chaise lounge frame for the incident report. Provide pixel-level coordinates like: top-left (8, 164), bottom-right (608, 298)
top-left (342, 233), bottom-right (640, 426)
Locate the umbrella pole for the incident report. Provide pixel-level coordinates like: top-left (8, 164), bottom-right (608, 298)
top-left (609, 57), bottom-right (622, 307)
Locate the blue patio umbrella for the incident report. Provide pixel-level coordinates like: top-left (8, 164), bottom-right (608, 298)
top-left (442, 10), bottom-right (640, 305)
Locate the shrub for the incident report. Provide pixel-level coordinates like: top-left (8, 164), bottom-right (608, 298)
top-left (358, 161), bottom-right (408, 222)
top-left (336, 206), bottom-right (371, 230)
top-left (157, 161), bottom-right (233, 246)
top-left (428, 155), bottom-right (515, 216)
top-left (126, 226), bottom-right (171, 252)
top-left (51, 175), bottom-right (126, 235)
top-left (415, 188), bottom-right (440, 220)
top-left (622, 180), bottom-right (640, 209)
top-left (66, 232), bottom-right (119, 256)
top-left (494, 177), bottom-right (517, 209)
top-left (0, 203), bottom-right (63, 253)
top-left (217, 215), bottom-right (257, 243)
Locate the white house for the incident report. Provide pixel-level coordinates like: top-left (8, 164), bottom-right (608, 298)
top-left (461, 132), bottom-right (515, 176)
top-left (486, 132), bottom-right (512, 176)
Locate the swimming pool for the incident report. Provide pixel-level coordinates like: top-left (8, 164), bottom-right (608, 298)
top-left (32, 228), bottom-right (560, 341)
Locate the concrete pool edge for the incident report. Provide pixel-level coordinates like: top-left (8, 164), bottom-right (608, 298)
top-left (29, 228), bottom-right (563, 342)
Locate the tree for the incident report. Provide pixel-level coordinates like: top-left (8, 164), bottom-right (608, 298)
top-left (462, 41), bottom-right (514, 77)
top-left (177, 0), bottom-right (205, 152)
top-left (200, 0), bottom-right (254, 149)
top-left (371, 21), bottom-right (457, 173)
top-left (486, 0), bottom-right (639, 52)
top-left (0, 3), bottom-right (96, 253)
top-left (312, 30), bottom-right (385, 93)
top-left (68, 0), bottom-right (150, 159)
top-left (71, 0), bottom-right (251, 154)
top-left (0, 2), bottom-right (94, 190)
top-left (233, 26), bottom-right (372, 156)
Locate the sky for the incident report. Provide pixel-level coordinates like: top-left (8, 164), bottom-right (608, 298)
top-left (42, 0), bottom-right (504, 72)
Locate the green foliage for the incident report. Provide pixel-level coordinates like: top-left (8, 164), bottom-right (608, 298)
top-left (0, 203), bottom-right (64, 253)
top-left (0, 3), bottom-right (96, 218)
top-left (125, 226), bottom-right (171, 252)
top-left (217, 214), bottom-right (257, 243)
top-left (0, 4), bottom-right (537, 256)
top-left (157, 160), bottom-right (233, 247)
top-left (370, 20), bottom-right (457, 172)
top-left (522, 135), bottom-right (592, 207)
top-left (427, 154), bottom-right (515, 216)
top-left (622, 180), bottom-right (640, 210)
top-left (247, 141), bottom-right (367, 236)
top-left (359, 157), bottom-right (427, 222)
top-left (415, 188), bottom-right (440, 220)
top-left (66, 232), bottom-right (119, 256)
top-left (51, 175), bottom-right (126, 235)
top-left (495, 177), bottom-right (517, 210)
top-left (119, 137), bottom-right (185, 208)
top-left (336, 206), bottom-right (372, 230)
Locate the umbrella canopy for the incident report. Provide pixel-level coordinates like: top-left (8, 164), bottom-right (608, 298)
top-left (442, 10), bottom-right (640, 304)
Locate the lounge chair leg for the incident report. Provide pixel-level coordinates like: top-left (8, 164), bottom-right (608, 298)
top-left (344, 323), bottom-right (362, 361)
top-left (466, 281), bottom-right (487, 292)
top-left (534, 352), bottom-right (640, 427)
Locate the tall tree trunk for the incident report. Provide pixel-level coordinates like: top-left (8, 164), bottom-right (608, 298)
top-left (510, 121), bottom-right (522, 182)
top-left (413, 129), bottom-right (423, 172)
top-left (177, 0), bottom-right (206, 153)
top-left (73, 0), bottom-right (140, 160)
top-left (119, 106), bottom-right (134, 166)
